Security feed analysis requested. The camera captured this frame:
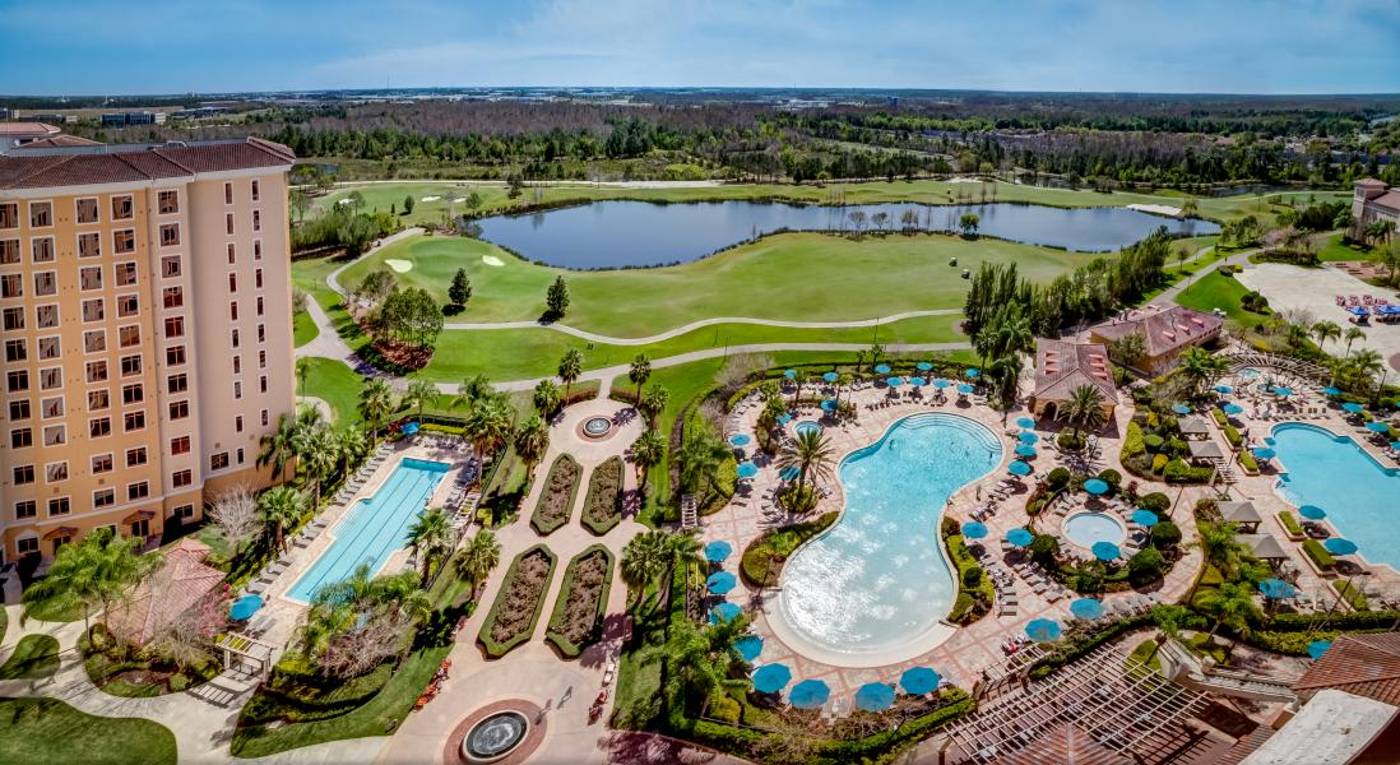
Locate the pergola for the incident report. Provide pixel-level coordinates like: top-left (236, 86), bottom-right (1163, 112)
top-left (944, 646), bottom-right (1213, 764)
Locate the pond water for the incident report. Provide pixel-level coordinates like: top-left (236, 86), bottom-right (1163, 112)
top-left (475, 200), bottom-right (1220, 269)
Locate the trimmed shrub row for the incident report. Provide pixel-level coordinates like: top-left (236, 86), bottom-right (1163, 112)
top-left (529, 455), bottom-right (581, 535)
top-left (1302, 538), bottom-right (1335, 570)
top-left (546, 545), bottom-right (615, 658)
top-left (581, 456), bottom-right (625, 535)
top-left (478, 545), bottom-right (557, 658)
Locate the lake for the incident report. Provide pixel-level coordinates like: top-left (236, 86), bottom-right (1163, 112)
top-left (474, 200), bottom-right (1220, 269)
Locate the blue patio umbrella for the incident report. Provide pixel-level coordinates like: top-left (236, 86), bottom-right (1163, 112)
top-left (1252, 447), bottom-right (1275, 461)
top-left (1222, 403), bottom-right (1245, 416)
top-left (229, 594), bottom-right (263, 621)
top-left (736, 635), bottom-right (764, 663)
top-left (1026, 618), bottom-right (1062, 642)
top-left (1272, 386), bottom-right (1294, 397)
top-left (874, 363), bottom-right (892, 375)
top-left (737, 461), bottom-right (759, 480)
top-left (776, 413), bottom-right (793, 426)
top-left (821, 398), bottom-right (838, 412)
top-left (1069, 598), bottom-right (1105, 620)
top-left (961, 521), bottom-right (988, 540)
top-left (854, 682), bottom-right (896, 712)
top-left (789, 679), bottom-right (831, 709)
top-left (1322, 387), bottom-right (1342, 397)
top-left (822, 371), bottom-right (839, 384)
top-left (784, 369), bottom-right (797, 380)
top-left (1015, 444), bottom-right (1038, 458)
top-left (1092, 541), bottom-right (1122, 561)
top-left (1018, 431), bottom-right (1040, 444)
top-left (909, 376), bottom-right (928, 387)
top-left (1083, 478), bottom-right (1110, 495)
top-left (1342, 402), bottom-right (1365, 414)
top-left (1298, 505), bottom-right (1327, 520)
top-left (886, 376), bottom-right (905, 388)
top-left (728, 433), bottom-right (751, 447)
top-left (1008, 460), bottom-right (1033, 477)
top-left (401, 421), bottom-right (421, 437)
top-left (1308, 640), bottom-right (1333, 660)
top-left (1131, 509), bottom-right (1160, 527)
top-left (957, 383), bottom-right (975, 394)
top-left (705, 540), bottom-right (733, 563)
top-left (707, 571), bottom-right (738, 595)
top-left (1016, 417), bottom-right (1036, 429)
top-left (1006, 528), bottom-right (1035, 548)
top-left (1366, 421), bottom-right (1391, 433)
top-left (752, 664), bottom-right (792, 693)
top-left (1392, 441), bottom-right (1400, 451)
top-left (932, 378), bottom-right (951, 389)
top-left (965, 368), bottom-right (980, 379)
top-left (1324, 538), bottom-right (1358, 556)
top-left (1214, 384), bottom-right (1234, 394)
top-left (710, 602), bottom-right (742, 624)
top-left (1259, 578), bottom-right (1297, 600)
top-left (899, 667), bottom-right (941, 695)
top-left (779, 466), bottom-right (800, 481)
top-left (916, 361), bottom-right (934, 372)
top-left (1172, 403), bottom-right (1192, 415)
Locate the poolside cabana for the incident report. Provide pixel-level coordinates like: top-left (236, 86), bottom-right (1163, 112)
top-left (106, 539), bottom-right (224, 647)
top-left (1177, 415), bottom-right (1211, 440)
top-left (1029, 340), bottom-right (1118, 422)
top-left (1218, 501), bottom-right (1262, 533)
top-left (1239, 533), bottom-right (1289, 563)
top-left (1186, 440), bottom-right (1225, 464)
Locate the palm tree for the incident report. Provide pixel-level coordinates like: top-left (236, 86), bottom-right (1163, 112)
top-left (464, 394), bottom-right (515, 485)
top-left (22, 528), bottom-right (160, 636)
top-left (405, 508), bottom-right (455, 587)
top-left (403, 378), bottom-right (437, 425)
top-left (676, 428), bottom-right (731, 503)
top-left (776, 429), bottom-right (836, 502)
top-left (1178, 347), bottom-right (1227, 396)
top-left (295, 356), bottom-right (311, 398)
top-left (1198, 580), bottom-right (1261, 650)
top-left (637, 384), bottom-right (670, 427)
top-left (1062, 384), bottom-right (1107, 440)
top-left (790, 368), bottom-right (807, 406)
top-left (259, 485), bottom-right (306, 552)
top-left (513, 414), bottom-right (550, 478)
top-left (667, 529), bottom-right (706, 593)
top-left (358, 378), bottom-right (396, 440)
top-left (557, 349), bottom-right (583, 399)
top-left (1311, 320), bottom-right (1342, 351)
top-left (301, 427), bottom-right (340, 507)
top-left (258, 413), bottom-right (299, 484)
top-left (532, 378), bottom-right (561, 419)
top-left (988, 353), bottom-right (1023, 420)
top-left (453, 373), bottom-right (492, 412)
top-left (457, 529), bottom-right (501, 598)
top-left (631, 429), bottom-right (666, 496)
top-left (621, 530), bottom-right (671, 611)
top-left (335, 426), bottom-right (370, 477)
top-left (1344, 327), bottom-right (1366, 356)
top-left (628, 353), bottom-right (652, 404)
top-left (1350, 348), bottom-right (1386, 401)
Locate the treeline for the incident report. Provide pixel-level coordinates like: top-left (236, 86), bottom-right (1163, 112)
top-left (290, 204), bottom-right (400, 255)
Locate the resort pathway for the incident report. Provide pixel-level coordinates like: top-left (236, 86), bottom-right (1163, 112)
top-left (1147, 245), bottom-right (1260, 308)
top-left (324, 227), bottom-right (425, 297)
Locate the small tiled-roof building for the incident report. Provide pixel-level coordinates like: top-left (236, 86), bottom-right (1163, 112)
top-left (1087, 305), bottom-right (1224, 377)
top-left (1294, 633), bottom-right (1400, 706)
top-left (1029, 340), bottom-right (1119, 422)
top-left (105, 538), bottom-right (225, 647)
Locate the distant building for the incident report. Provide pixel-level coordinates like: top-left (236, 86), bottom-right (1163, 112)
top-left (1029, 339), bottom-right (1119, 421)
top-left (0, 108), bottom-right (10, 120)
top-left (1087, 305), bottom-right (1223, 377)
top-left (24, 113), bottom-right (75, 125)
top-left (1353, 178), bottom-right (1400, 236)
top-left (100, 111), bottom-right (164, 127)
top-left (0, 123), bottom-right (61, 154)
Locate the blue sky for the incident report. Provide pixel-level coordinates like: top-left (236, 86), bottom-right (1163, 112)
top-left (2, 0), bottom-right (1398, 95)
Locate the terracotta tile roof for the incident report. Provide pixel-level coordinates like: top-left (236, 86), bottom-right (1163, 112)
top-left (1215, 724), bottom-right (1276, 765)
top-left (105, 544), bottom-right (224, 647)
top-left (1357, 178), bottom-right (1389, 188)
top-left (0, 122), bottom-right (59, 137)
top-left (15, 134), bottom-right (102, 148)
top-left (0, 137), bottom-right (294, 190)
top-left (1294, 633), bottom-right (1400, 706)
top-left (1034, 339), bottom-right (1119, 405)
top-left (1371, 191), bottom-right (1400, 213)
top-left (995, 723), bottom-right (1129, 765)
top-left (1089, 305), bottom-right (1223, 361)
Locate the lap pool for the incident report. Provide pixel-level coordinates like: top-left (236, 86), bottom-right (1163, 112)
top-left (1271, 423), bottom-right (1400, 570)
top-left (773, 413), bottom-right (1002, 662)
top-left (287, 458), bottom-right (451, 602)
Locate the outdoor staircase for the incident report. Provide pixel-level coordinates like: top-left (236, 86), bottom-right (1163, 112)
top-left (1158, 638), bottom-right (1298, 704)
top-left (1212, 458), bottom-right (1238, 484)
top-left (680, 495), bottom-right (698, 528)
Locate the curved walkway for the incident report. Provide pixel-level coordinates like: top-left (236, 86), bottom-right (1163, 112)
top-left (325, 227), bottom-right (424, 297)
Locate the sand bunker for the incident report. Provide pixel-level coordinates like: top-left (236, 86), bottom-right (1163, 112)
top-left (421, 195), bottom-right (442, 202)
top-left (337, 198), bottom-right (354, 205)
top-left (482, 255), bottom-right (504, 267)
top-left (385, 259), bottom-right (413, 273)
top-left (1127, 203), bottom-right (1183, 217)
top-left (453, 197), bottom-right (467, 203)
top-left (946, 177), bottom-right (983, 184)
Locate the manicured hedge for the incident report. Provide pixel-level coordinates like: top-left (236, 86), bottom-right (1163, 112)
top-left (946, 534), bottom-right (993, 624)
top-left (1333, 579), bottom-right (1369, 611)
top-left (1302, 539), bottom-right (1335, 569)
top-left (1122, 422), bottom-right (1146, 457)
top-left (739, 512), bottom-right (837, 587)
top-left (478, 544), bottom-right (557, 658)
top-left (1239, 450), bottom-right (1259, 473)
top-left (529, 454), bottom-right (581, 535)
top-left (581, 456), bottom-right (625, 535)
top-left (546, 545), bottom-right (614, 658)
top-left (1277, 511), bottom-right (1303, 538)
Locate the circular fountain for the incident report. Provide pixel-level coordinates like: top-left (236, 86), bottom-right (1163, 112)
top-left (578, 415), bottom-right (614, 440)
top-left (462, 711), bottom-right (529, 762)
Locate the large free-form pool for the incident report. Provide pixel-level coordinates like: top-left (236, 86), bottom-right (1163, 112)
top-left (476, 200), bottom-right (1218, 268)
top-left (287, 458), bottom-right (451, 603)
top-left (1271, 423), bottom-right (1400, 570)
top-left (774, 413), bottom-right (1002, 661)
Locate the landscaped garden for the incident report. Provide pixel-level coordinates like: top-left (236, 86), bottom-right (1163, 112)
top-left (581, 456), bottom-right (626, 535)
top-left (478, 545), bottom-right (557, 658)
top-left (545, 545), bottom-right (615, 658)
top-left (740, 512), bottom-right (837, 587)
top-left (529, 454), bottom-right (582, 535)
top-left (81, 624), bottom-right (219, 697)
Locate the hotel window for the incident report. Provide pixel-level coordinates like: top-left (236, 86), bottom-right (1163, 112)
top-left (117, 294), bottom-right (138, 317)
top-left (8, 399), bottom-right (29, 420)
top-left (231, 328), bottom-right (240, 348)
top-left (233, 380), bottom-right (242, 399)
top-left (175, 504), bottom-right (194, 520)
top-left (46, 462), bottom-right (67, 482)
top-left (256, 296), bottom-right (264, 316)
top-left (47, 497), bottom-right (70, 516)
top-left (123, 410), bottom-right (145, 432)
top-left (122, 383), bottom-right (143, 405)
top-left (36, 336), bottom-right (59, 360)
top-left (10, 428), bottom-right (31, 449)
top-left (173, 469), bottom-right (193, 488)
top-left (33, 271), bottom-right (57, 296)
top-left (17, 537), bottom-right (38, 555)
top-left (78, 232), bottom-right (100, 258)
top-left (29, 202), bottom-right (52, 228)
top-left (15, 500), bottom-right (37, 520)
top-left (232, 355), bottom-right (241, 374)
top-left (162, 286), bottom-right (183, 309)
top-left (115, 262), bottom-right (137, 286)
top-left (31, 237), bottom-right (55, 263)
top-left (224, 183), bottom-right (233, 205)
top-left (164, 316), bottom-right (185, 338)
top-left (42, 424), bottom-right (65, 446)
top-left (38, 367), bottom-right (61, 390)
top-left (225, 213), bottom-right (234, 235)
top-left (210, 452), bottom-right (229, 471)
top-left (255, 268), bottom-right (263, 289)
top-left (14, 465), bottom-right (35, 485)
top-left (1, 274), bottom-right (23, 298)
top-left (86, 360), bottom-right (108, 383)
top-left (76, 198), bottom-right (99, 224)
top-left (167, 373), bottom-right (188, 394)
top-left (227, 243), bottom-right (236, 264)
top-left (89, 417), bottom-right (111, 438)
top-left (229, 302), bottom-right (239, 321)
top-left (118, 325), bottom-right (140, 348)
top-left (258, 324), bottom-right (267, 343)
top-left (251, 180), bottom-right (260, 201)
top-left (112, 195), bottom-right (133, 220)
top-left (35, 304), bottom-right (57, 329)
top-left (80, 266), bottom-right (103, 290)
top-left (236, 447), bottom-right (244, 465)
top-left (258, 350), bottom-right (266, 369)
top-left (40, 396), bottom-right (62, 419)
top-left (168, 400), bottom-right (189, 420)
top-left (161, 255), bottom-right (181, 278)
top-left (253, 210), bottom-right (261, 231)
top-left (260, 409), bottom-right (269, 427)
top-left (0, 239), bottom-right (18, 264)
top-left (0, 203), bottom-right (16, 228)
top-left (88, 389), bottom-right (109, 411)
top-left (7, 369), bottom-right (29, 392)
top-left (166, 345), bottom-right (186, 366)
top-left (253, 240), bottom-right (262, 260)
top-left (157, 190), bottom-right (179, 215)
top-left (125, 447), bottom-right (147, 467)
top-left (114, 229), bottom-right (135, 254)
top-left (82, 298), bottom-right (104, 322)
top-left (259, 375), bottom-right (268, 393)
top-left (228, 273), bottom-right (237, 292)
top-left (119, 354), bottom-right (142, 377)
top-left (3, 338), bottom-right (24, 362)
top-left (235, 415), bottom-right (243, 433)
top-left (159, 223), bottom-right (180, 247)
top-left (170, 435), bottom-right (190, 455)
top-left (92, 454), bottom-right (113, 474)
top-left (94, 489), bottom-right (115, 509)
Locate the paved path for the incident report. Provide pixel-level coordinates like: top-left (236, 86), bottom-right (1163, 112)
top-left (325, 227), bottom-right (424, 297)
top-left (1148, 245), bottom-right (1259, 307)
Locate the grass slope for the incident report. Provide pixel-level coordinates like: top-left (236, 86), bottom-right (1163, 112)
top-left (1176, 270), bottom-right (1256, 327)
top-left (0, 697), bottom-right (177, 765)
top-left (0, 634), bottom-right (60, 679)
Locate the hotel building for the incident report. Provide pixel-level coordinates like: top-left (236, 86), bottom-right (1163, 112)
top-left (0, 138), bottom-right (297, 570)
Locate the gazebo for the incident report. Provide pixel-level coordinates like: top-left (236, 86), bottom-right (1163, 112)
top-left (1186, 440), bottom-right (1225, 464)
top-left (1177, 415), bottom-right (1211, 440)
top-left (1217, 501), bottom-right (1262, 533)
top-left (1239, 533), bottom-right (1289, 563)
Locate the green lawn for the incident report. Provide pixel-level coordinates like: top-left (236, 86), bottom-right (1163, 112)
top-left (299, 357), bottom-right (366, 425)
top-left (0, 634), bottom-right (60, 679)
top-left (1176, 270), bottom-right (1255, 327)
top-left (0, 697), bottom-right (177, 765)
top-left (293, 309), bottom-right (319, 347)
top-left (336, 231), bottom-right (1079, 337)
top-left (1317, 233), bottom-right (1376, 263)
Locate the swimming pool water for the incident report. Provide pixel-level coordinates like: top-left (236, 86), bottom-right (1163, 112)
top-left (1271, 423), bottom-right (1400, 570)
top-left (795, 420), bottom-right (822, 437)
top-left (1064, 512), bottom-right (1126, 549)
top-left (288, 458), bottom-right (451, 602)
top-left (775, 413), bottom-right (1002, 658)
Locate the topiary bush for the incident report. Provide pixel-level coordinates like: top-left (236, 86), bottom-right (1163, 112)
top-left (1097, 469), bottom-right (1122, 493)
top-left (1047, 467), bottom-right (1072, 490)
top-left (1143, 434), bottom-right (1165, 452)
top-left (1139, 492), bottom-right (1170, 514)
top-left (1150, 521), bottom-right (1181, 548)
top-left (1127, 548), bottom-right (1167, 585)
top-left (1057, 432), bottom-right (1086, 451)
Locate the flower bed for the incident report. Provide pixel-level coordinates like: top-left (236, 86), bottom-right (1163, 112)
top-left (529, 455), bottom-right (581, 535)
top-left (1302, 538), bottom-right (1335, 570)
top-left (546, 545), bottom-right (615, 658)
top-left (81, 625), bottom-right (218, 697)
top-left (478, 545), bottom-right (557, 658)
top-left (581, 456), bottom-right (625, 535)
